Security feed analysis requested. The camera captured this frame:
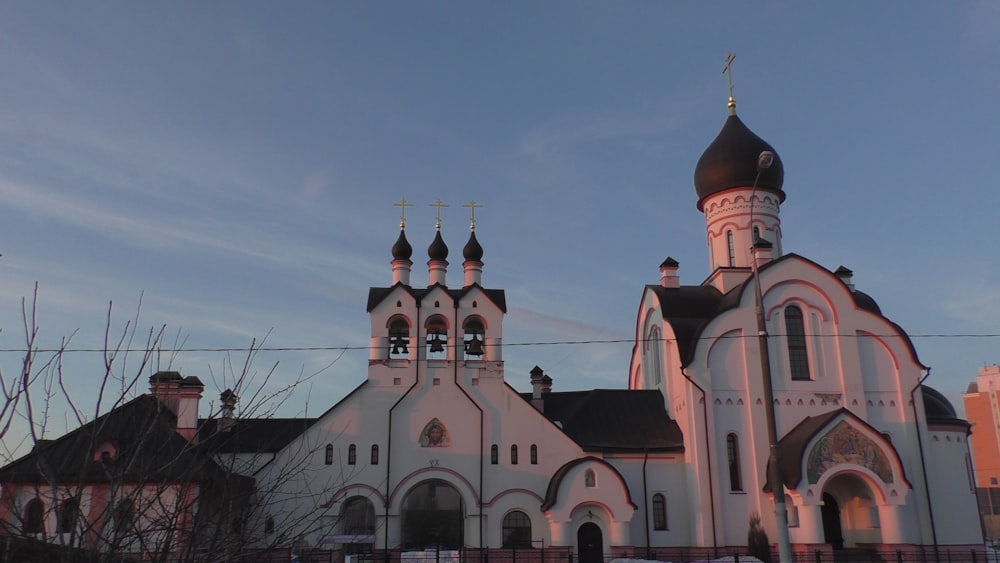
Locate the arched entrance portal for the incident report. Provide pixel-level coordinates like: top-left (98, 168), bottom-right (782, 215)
top-left (577, 522), bottom-right (603, 563)
top-left (822, 473), bottom-right (882, 549)
top-left (401, 479), bottom-right (465, 549)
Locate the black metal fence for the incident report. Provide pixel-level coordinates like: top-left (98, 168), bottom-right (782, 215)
top-left (228, 546), bottom-right (991, 563)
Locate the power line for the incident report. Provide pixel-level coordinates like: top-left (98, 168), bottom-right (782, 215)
top-left (3, 332), bottom-right (1000, 354)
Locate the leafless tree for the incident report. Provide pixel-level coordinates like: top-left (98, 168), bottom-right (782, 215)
top-left (0, 289), bottom-right (356, 563)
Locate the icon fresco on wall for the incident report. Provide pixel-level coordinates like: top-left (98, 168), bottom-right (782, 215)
top-left (806, 420), bottom-right (893, 484)
top-left (420, 418), bottom-right (450, 447)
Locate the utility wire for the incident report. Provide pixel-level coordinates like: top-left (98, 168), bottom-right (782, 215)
top-left (3, 332), bottom-right (1000, 354)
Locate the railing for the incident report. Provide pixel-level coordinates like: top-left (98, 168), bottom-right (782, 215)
top-left (226, 546), bottom-right (989, 563)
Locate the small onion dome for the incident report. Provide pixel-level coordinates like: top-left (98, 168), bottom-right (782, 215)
top-left (392, 229), bottom-right (413, 261)
top-left (463, 231), bottom-right (483, 262)
top-left (694, 114), bottom-right (784, 211)
top-left (428, 230), bottom-right (449, 261)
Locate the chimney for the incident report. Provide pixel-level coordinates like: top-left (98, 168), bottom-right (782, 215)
top-left (149, 371), bottom-right (204, 441)
top-left (752, 237), bottom-right (774, 266)
top-left (659, 257), bottom-right (680, 289)
top-left (834, 266), bottom-right (855, 292)
top-left (530, 366), bottom-right (545, 412)
top-left (540, 374), bottom-right (553, 394)
top-left (219, 389), bottom-right (238, 433)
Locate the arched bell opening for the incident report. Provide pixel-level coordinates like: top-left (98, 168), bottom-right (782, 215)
top-left (387, 316), bottom-right (411, 359)
top-left (425, 316), bottom-right (449, 360)
top-left (462, 317), bottom-right (486, 359)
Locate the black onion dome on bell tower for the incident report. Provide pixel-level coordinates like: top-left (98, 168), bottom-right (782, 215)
top-left (463, 231), bottom-right (483, 262)
top-left (392, 229), bottom-right (413, 261)
top-left (428, 230), bottom-right (449, 261)
top-left (693, 113), bottom-right (785, 211)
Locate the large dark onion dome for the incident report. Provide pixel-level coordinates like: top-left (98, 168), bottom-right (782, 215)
top-left (392, 229), bottom-right (413, 261)
top-left (463, 231), bottom-right (483, 262)
top-left (428, 230), bottom-right (449, 261)
top-left (694, 113), bottom-right (785, 211)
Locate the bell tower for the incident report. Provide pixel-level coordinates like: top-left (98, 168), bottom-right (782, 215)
top-left (366, 200), bottom-right (507, 388)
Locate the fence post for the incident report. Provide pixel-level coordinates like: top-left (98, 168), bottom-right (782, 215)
top-left (898, 549), bottom-right (904, 563)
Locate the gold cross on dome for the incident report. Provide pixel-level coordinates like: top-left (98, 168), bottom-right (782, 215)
top-left (463, 200), bottom-right (483, 231)
top-left (393, 198), bottom-right (414, 228)
top-left (722, 52), bottom-right (737, 113)
top-left (429, 199), bottom-right (449, 229)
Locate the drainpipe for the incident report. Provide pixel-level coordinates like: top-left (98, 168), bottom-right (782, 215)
top-left (453, 303), bottom-right (485, 550)
top-left (681, 368), bottom-right (717, 548)
top-left (386, 301), bottom-right (422, 553)
top-left (909, 368), bottom-right (939, 561)
top-left (642, 449), bottom-right (651, 558)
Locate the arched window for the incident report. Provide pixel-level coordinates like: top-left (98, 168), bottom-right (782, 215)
top-left (113, 500), bottom-right (135, 535)
top-left (371, 444), bottom-right (379, 465)
top-left (389, 317), bottom-right (411, 359)
top-left (57, 498), bottom-right (79, 534)
top-left (648, 326), bottom-right (662, 386)
top-left (463, 317), bottom-right (486, 358)
top-left (584, 469), bottom-right (596, 488)
top-left (753, 225), bottom-right (761, 243)
top-left (785, 494), bottom-right (799, 527)
top-left (23, 498), bottom-right (44, 534)
top-left (340, 496), bottom-right (376, 554)
top-left (426, 316), bottom-right (448, 359)
top-left (530, 445), bottom-right (538, 465)
top-left (502, 510), bottom-right (532, 548)
top-left (348, 444), bottom-right (357, 465)
top-left (785, 305), bottom-right (811, 380)
top-left (727, 433), bottom-right (743, 491)
top-left (325, 444), bottom-right (334, 465)
top-left (726, 230), bottom-right (735, 267)
top-left (510, 445), bottom-right (518, 464)
top-left (341, 496), bottom-right (376, 536)
top-left (491, 444), bottom-right (499, 464)
top-left (652, 493), bottom-right (667, 530)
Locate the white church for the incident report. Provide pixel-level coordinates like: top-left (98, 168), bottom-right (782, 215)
top-left (0, 96), bottom-right (984, 562)
top-left (255, 98), bottom-right (983, 559)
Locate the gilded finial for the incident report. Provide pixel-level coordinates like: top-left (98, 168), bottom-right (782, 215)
top-left (722, 52), bottom-right (737, 115)
top-left (429, 199), bottom-right (449, 230)
top-left (393, 198), bottom-right (414, 229)
top-left (463, 200), bottom-right (483, 231)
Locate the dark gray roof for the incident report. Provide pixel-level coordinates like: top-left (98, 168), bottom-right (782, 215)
top-left (648, 253), bottom-right (920, 368)
top-left (367, 284), bottom-right (506, 313)
top-left (197, 418), bottom-right (317, 453)
top-left (922, 385), bottom-right (969, 430)
top-left (519, 389), bottom-right (683, 453)
top-left (0, 396), bottom-right (237, 484)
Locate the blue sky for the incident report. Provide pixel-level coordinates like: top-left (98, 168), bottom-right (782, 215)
top-left (2, 2), bottom-right (999, 444)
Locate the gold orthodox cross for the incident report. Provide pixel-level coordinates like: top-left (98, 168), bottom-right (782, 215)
top-left (393, 198), bottom-right (414, 228)
top-left (463, 200), bottom-right (483, 231)
top-left (722, 51), bottom-right (737, 112)
top-left (429, 199), bottom-right (449, 228)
